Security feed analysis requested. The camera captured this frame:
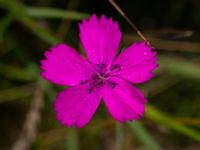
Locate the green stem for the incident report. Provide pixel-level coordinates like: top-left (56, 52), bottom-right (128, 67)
top-left (116, 123), bottom-right (124, 150)
top-left (65, 127), bottom-right (79, 150)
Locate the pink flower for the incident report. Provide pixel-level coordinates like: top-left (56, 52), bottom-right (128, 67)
top-left (40, 14), bottom-right (158, 128)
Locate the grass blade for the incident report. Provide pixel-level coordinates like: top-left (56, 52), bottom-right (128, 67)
top-left (0, 13), bottom-right (14, 40)
top-left (159, 56), bottom-right (200, 80)
top-left (0, 0), bottom-right (60, 45)
top-left (128, 121), bottom-right (162, 150)
top-left (146, 106), bottom-right (200, 142)
top-left (0, 84), bottom-right (34, 103)
top-left (26, 7), bottom-right (88, 20)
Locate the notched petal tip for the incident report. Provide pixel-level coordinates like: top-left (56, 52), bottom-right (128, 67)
top-left (79, 19), bottom-right (88, 27)
top-left (100, 14), bottom-right (107, 23)
top-left (79, 13), bottom-right (122, 67)
top-left (100, 14), bottom-right (106, 19)
top-left (90, 14), bottom-right (98, 19)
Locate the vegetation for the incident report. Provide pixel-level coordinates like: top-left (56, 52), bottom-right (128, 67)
top-left (0, 0), bottom-right (200, 149)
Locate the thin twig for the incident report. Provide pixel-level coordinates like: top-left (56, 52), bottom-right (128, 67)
top-left (108, 0), bottom-right (150, 45)
top-left (10, 84), bottom-right (44, 150)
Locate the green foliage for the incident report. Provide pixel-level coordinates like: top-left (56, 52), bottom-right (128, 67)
top-left (0, 0), bottom-right (200, 149)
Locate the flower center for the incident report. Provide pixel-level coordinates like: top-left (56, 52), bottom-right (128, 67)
top-left (80, 63), bottom-right (121, 93)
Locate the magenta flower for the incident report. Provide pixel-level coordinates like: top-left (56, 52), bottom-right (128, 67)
top-left (40, 14), bottom-right (158, 128)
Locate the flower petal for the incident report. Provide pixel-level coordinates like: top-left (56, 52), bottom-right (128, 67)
top-left (79, 14), bottom-right (122, 67)
top-left (54, 85), bottom-right (101, 128)
top-left (114, 42), bottom-right (158, 84)
top-left (101, 78), bottom-right (147, 122)
top-left (40, 44), bottom-right (93, 86)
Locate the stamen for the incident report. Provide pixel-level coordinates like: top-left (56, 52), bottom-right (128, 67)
top-left (80, 79), bottom-right (89, 85)
top-left (95, 63), bottom-right (106, 71)
top-left (86, 63), bottom-right (120, 93)
top-left (110, 64), bottom-right (121, 71)
top-left (88, 87), bottom-right (93, 93)
top-left (107, 81), bottom-right (117, 89)
top-left (91, 74), bottom-right (99, 80)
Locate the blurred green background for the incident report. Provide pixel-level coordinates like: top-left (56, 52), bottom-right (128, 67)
top-left (0, 0), bottom-right (200, 150)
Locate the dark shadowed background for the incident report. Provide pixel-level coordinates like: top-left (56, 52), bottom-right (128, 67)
top-left (0, 0), bottom-right (200, 150)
